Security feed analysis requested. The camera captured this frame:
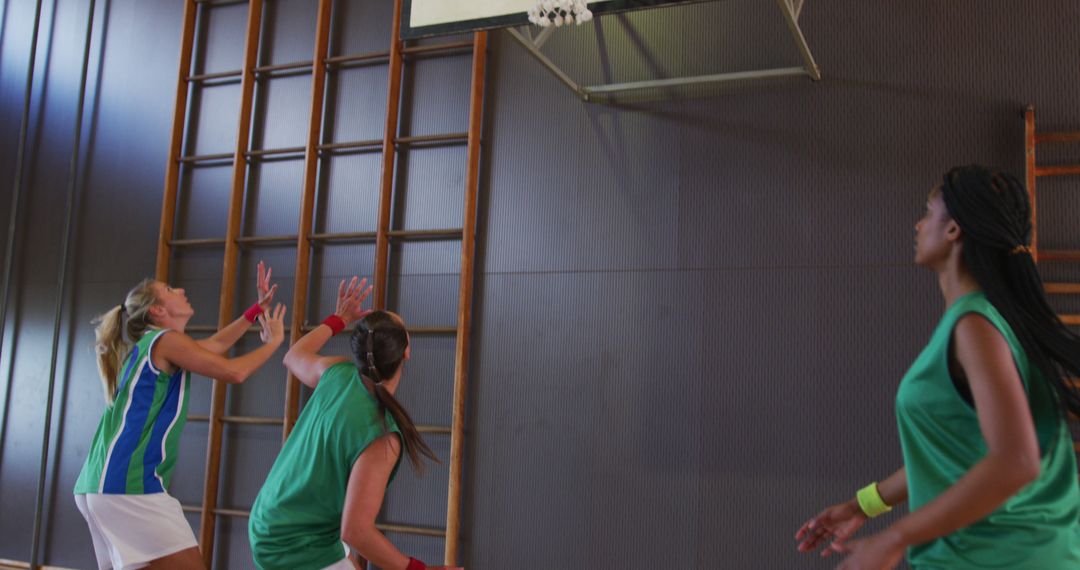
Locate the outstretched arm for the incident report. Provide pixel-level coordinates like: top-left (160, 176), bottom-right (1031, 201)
top-left (196, 261), bottom-right (278, 354)
top-left (283, 276), bottom-right (372, 389)
top-left (156, 304), bottom-right (286, 383)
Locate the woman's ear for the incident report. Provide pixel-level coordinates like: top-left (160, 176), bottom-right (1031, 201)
top-left (946, 219), bottom-right (963, 242)
top-left (147, 303), bottom-right (165, 324)
top-left (403, 344), bottom-right (411, 361)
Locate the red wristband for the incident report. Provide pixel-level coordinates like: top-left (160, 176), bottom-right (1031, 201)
top-left (406, 558), bottom-right (426, 570)
top-left (243, 303), bottom-right (263, 323)
top-left (321, 314), bottom-right (346, 335)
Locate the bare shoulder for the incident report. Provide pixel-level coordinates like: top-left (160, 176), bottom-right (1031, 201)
top-left (953, 312), bottom-right (1010, 353)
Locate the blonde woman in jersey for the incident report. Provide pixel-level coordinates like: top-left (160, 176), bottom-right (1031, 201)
top-left (249, 276), bottom-right (459, 570)
top-left (795, 166), bottom-right (1080, 569)
top-left (74, 262), bottom-right (286, 570)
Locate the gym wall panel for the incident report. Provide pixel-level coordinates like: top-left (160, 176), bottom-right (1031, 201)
top-left (0, 0), bottom-right (185, 565)
top-left (2, 0), bottom-right (1079, 568)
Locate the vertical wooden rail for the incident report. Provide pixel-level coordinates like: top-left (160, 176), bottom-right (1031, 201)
top-left (156, 0), bottom-right (199, 281)
top-left (284, 0), bottom-right (334, 441)
top-left (199, 0), bottom-right (264, 565)
top-left (444, 31), bottom-right (486, 567)
top-left (1024, 105), bottom-right (1038, 262)
top-left (373, 0), bottom-right (405, 309)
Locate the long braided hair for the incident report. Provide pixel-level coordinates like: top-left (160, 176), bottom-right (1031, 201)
top-left (350, 310), bottom-right (438, 472)
top-left (940, 164), bottom-right (1080, 417)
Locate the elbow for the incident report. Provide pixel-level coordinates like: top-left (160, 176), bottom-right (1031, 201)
top-left (995, 451), bottom-right (1041, 491)
top-left (1014, 456), bottom-right (1041, 486)
top-left (340, 520), bottom-right (377, 553)
top-left (221, 367), bottom-right (248, 384)
top-left (282, 349), bottom-right (297, 374)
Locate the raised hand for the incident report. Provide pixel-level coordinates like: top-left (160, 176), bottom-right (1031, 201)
top-left (795, 500), bottom-right (867, 557)
top-left (256, 260), bottom-right (278, 311)
top-left (258, 304), bottom-right (287, 345)
top-left (334, 276), bottom-right (373, 325)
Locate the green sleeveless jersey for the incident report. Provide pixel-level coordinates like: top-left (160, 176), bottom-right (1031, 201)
top-left (249, 362), bottom-right (403, 570)
top-left (896, 292), bottom-right (1080, 569)
top-left (74, 328), bottom-right (191, 494)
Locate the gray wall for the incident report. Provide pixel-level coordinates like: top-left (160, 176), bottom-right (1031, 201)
top-left (1, 0), bottom-right (1078, 568)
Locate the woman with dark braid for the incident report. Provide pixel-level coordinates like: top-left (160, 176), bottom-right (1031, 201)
top-left (795, 165), bottom-right (1080, 569)
top-left (249, 276), bottom-right (459, 570)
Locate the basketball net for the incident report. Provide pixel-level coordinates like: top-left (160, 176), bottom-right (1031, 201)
top-left (527, 0), bottom-right (594, 27)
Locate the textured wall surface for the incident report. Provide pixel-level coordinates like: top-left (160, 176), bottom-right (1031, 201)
top-left (0, 0), bottom-right (1078, 568)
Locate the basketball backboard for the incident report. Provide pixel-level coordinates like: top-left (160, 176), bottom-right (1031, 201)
top-left (403, 0), bottom-right (716, 39)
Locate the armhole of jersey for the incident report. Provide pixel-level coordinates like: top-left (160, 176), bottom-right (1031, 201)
top-left (350, 430), bottom-right (405, 487)
top-left (145, 329), bottom-right (172, 376)
top-left (948, 309), bottom-right (1029, 401)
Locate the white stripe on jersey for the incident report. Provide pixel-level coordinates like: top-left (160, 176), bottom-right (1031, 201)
top-left (155, 370), bottom-right (187, 489)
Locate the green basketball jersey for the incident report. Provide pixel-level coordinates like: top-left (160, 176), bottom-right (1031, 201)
top-left (249, 362), bottom-right (403, 570)
top-left (896, 291), bottom-right (1080, 569)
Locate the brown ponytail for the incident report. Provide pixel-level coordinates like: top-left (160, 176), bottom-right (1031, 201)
top-left (351, 311), bottom-right (438, 472)
top-left (92, 278), bottom-right (158, 404)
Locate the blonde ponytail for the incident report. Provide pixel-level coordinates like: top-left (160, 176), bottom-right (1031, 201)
top-left (93, 305), bottom-right (127, 403)
top-left (93, 278), bottom-right (158, 404)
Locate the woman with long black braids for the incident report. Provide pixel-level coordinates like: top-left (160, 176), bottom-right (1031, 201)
top-left (795, 165), bottom-right (1080, 569)
top-left (249, 276), bottom-right (458, 570)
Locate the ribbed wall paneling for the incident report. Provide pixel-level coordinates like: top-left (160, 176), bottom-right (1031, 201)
top-left (249, 73), bottom-right (311, 153)
top-left (259, 0), bottom-right (318, 67)
top-left (317, 152), bottom-right (384, 234)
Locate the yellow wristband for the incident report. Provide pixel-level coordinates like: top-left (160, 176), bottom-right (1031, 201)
top-left (856, 482), bottom-right (892, 518)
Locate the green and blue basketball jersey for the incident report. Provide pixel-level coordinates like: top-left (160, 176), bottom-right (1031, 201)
top-left (75, 328), bottom-right (191, 495)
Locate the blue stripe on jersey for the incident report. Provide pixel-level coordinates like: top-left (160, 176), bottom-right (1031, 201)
top-left (113, 349), bottom-right (140, 400)
top-left (102, 364), bottom-right (158, 493)
top-left (141, 370), bottom-right (183, 493)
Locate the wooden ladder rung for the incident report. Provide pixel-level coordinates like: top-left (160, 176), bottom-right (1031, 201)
top-left (1035, 132), bottom-right (1080, 143)
top-left (1039, 250), bottom-right (1080, 262)
top-left (178, 152), bottom-right (234, 164)
top-left (181, 504), bottom-right (251, 517)
top-left (377, 523), bottom-right (446, 538)
top-left (1061, 314), bottom-right (1080, 326)
top-left (188, 415), bottom-right (285, 426)
top-left (418, 425), bottom-right (452, 434)
top-left (169, 237), bottom-right (227, 248)
top-left (395, 132), bottom-right (469, 147)
top-left (186, 69), bottom-right (242, 82)
top-left (309, 230), bottom-right (378, 243)
top-left (316, 138), bottom-right (383, 153)
top-left (1046, 283), bottom-right (1080, 294)
top-left (388, 228), bottom-right (463, 241)
top-left (402, 41), bottom-right (474, 57)
top-left (408, 326), bottom-right (458, 335)
top-left (308, 229), bottom-right (461, 242)
top-left (324, 50), bottom-right (391, 68)
top-left (1034, 165), bottom-right (1080, 177)
top-left (300, 324), bottom-right (457, 335)
top-left (254, 60), bottom-right (313, 75)
top-left (180, 506), bottom-right (448, 536)
top-left (246, 146), bottom-right (306, 159)
top-left (236, 234), bottom-right (301, 246)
